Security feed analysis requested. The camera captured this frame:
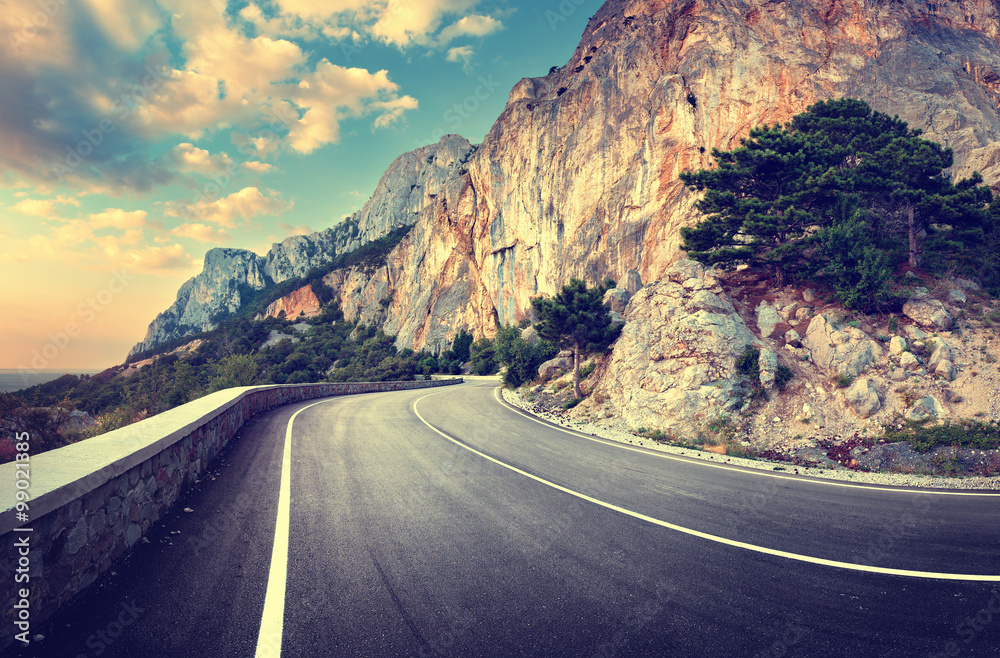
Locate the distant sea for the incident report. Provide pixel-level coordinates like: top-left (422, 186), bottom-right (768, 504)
top-left (0, 369), bottom-right (104, 394)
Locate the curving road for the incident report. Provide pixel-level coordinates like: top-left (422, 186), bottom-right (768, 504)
top-left (18, 381), bottom-right (1000, 657)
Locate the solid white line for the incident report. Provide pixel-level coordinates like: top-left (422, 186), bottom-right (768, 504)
top-left (491, 387), bottom-right (1000, 497)
top-left (254, 398), bottom-right (336, 658)
top-left (414, 391), bottom-right (1000, 581)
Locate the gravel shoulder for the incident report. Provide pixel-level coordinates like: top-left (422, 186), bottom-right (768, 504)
top-left (500, 387), bottom-right (1000, 491)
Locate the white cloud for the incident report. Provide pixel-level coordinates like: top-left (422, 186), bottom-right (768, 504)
top-left (278, 222), bottom-right (314, 236)
top-left (167, 186), bottom-right (292, 228)
top-left (446, 46), bottom-right (475, 74)
top-left (171, 223), bottom-right (232, 243)
top-left (438, 15), bottom-right (503, 44)
top-left (286, 60), bottom-right (417, 153)
top-left (243, 161), bottom-right (275, 173)
top-left (89, 208), bottom-right (148, 229)
top-left (10, 196), bottom-right (80, 217)
top-left (117, 243), bottom-right (196, 273)
top-left (172, 143), bottom-right (235, 175)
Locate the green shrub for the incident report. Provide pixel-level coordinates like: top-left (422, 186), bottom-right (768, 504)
top-left (562, 397), bottom-right (583, 409)
top-left (735, 346), bottom-right (760, 379)
top-left (884, 419), bottom-right (1000, 453)
top-left (774, 365), bottom-right (795, 391)
top-left (835, 373), bottom-right (853, 388)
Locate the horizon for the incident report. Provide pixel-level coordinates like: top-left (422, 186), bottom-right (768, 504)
top-left (0, 0), bottom-right (599, 371)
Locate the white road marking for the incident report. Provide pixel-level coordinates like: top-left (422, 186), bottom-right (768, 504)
top-left (414, 390), bottom-right (1000, 581)
top-left (254, 398), bottom-right (337, 658)
top-left (491, 386), bottom-right (1000, 497)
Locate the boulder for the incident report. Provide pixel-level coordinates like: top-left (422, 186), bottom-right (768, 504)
top-left (755, 302), bottom-right (783, 338)
top-left (934, 359), bottom-right (956, 381)
top-left (538, 356), bottom-right (572, 381)
top-left (759, 348), bottom-right (779, 390)
top-left (784, 329), bottom-right (802, 347)
top-left (623, 270), bottom-right (643, 295)
top-left (906, 396), bottom-right (946, 421)
top-left (900, 351), bottom-right (921, 372)
top-left (592, 260), bottom-right (755, 431)
top-left (954, 278), bottom-right (981, 291)
top-left (905, 326), bottom-right (929, 340)
top-left (903, 297), bottom-right (953, 330)
top-left (948, 289), bottom-right (967, 304)
top-left (801, 314), bottom-right (882, 379)
top-left (927, 338), bottom-right (954, 369)
top-left (802, 288), bottom-right (816, 302)
top-left (844, 378), bottom-right (881, 418)
top-left (603, 288), bottom-right (631, 314)
top-left (521, 326), bottom-right (540, 346)
top-left (889, 336), bottom-right (908, 356)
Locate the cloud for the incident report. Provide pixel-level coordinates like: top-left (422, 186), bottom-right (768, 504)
top-left (286, 60), bottom-right (418, 152)
top-left (446, 46), bottom-right (475, 74)
top-left (172, 143), bottom-right (234, 175)
top-left (277, 222), bottom-right (314, 236)
top-left (243, 161), bottom-right (275, 173)
top-left (10, 196), bottom-right (80, 217)
top-left (370, 0), bottom-right (478, 47)
top-left (116, 243), bottom-right (197, 273)
top-left (168, 186), bottom-right (292, 227)
top-left (438, 15), bottom-right (503, 44)
top-left (0, 0), bottom-right (419, 193)
top-left (171, 223), bottom-right (232, 243)
top-left (89, 208), bottom-right (148, 229)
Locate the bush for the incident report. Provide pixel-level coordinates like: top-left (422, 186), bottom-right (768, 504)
top-left (562, 397), bottom-right (583, 409)
top-left (884, 419), bottom-right (1000, 453)
top-left (735, 346), bottom-right (760, 380)
top-left (775, 365), bottom-right (794, 391)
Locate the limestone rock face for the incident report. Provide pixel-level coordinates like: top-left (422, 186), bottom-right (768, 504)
top-left (592, 260), bottom-right (756, 431)
top-left (256, 284), bottom-right (322, 321)
top-left (130, 249), bottom-right (269, 356)
top-left (844, 378), bottom-right (881, 418)
top-left (801, 315), bottom-right (882, 379)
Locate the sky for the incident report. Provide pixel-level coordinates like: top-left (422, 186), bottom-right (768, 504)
top-left (0, 0), bottom-right (599, 372)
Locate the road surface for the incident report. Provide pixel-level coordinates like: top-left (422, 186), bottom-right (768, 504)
top-left (16, 382), bottom-right (1000, 657)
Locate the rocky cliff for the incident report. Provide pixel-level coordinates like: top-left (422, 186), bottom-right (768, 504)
top-left (136, 0), bottom-right (1000, 357)
top-left (129, 135), bottom-right (473, 356)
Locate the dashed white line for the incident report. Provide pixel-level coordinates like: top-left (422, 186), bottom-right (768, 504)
top-left (414, 390), bottom-right (1000, 581)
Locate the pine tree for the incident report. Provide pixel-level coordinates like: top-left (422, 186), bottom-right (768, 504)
top-left (681, 98), bottom-right (993, 300)
top-left (530, 279), bottom-right (621, 398)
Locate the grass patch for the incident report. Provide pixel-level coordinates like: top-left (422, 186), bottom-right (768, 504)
top-left (579, 362), bottom-right (597, 380)
top-left (562, 397), bottom-right (583, 410)
top-left (835, 373), bottom-right (853, 388)
top-left (884, 419), bottom-right (1000, 453)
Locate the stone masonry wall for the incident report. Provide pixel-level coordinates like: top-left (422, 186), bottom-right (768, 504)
top-left (0, 379), bottom-right (460, 648)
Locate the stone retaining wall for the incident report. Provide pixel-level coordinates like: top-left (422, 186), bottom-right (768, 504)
top-left (0, 379), bottom-right (460, 647)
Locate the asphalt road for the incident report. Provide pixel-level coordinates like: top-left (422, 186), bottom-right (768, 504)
top-left (17, 382), bottom-right (1000, 657)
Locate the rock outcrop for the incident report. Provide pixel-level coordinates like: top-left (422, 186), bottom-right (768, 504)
top-left (591, 260), bottom-right (756, 431)
top-left (256, 284), bottom-right (322, 321)
top-left (801, 315), bottom-right (882, 379)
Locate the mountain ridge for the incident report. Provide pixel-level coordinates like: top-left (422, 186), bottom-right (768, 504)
top-left (134, 0), bottom-right (1000, 356)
